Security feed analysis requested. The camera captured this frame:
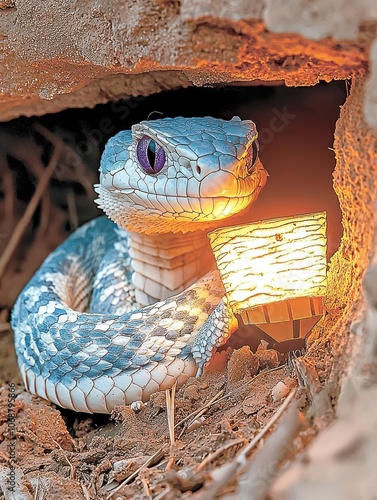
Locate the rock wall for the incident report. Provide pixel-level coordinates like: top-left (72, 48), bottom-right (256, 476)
top-left (0, 0), bottom-right (374, 121)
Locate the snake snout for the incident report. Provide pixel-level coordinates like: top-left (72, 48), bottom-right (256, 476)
top-left (192, 154), bottom-right (220, 181)
top-left (199, 170), bottom-right (240, 198)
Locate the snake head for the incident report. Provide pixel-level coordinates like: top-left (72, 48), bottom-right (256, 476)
top-left (95, 116), bottom-right (267, 234)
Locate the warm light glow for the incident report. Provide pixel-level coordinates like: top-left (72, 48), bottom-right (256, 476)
top-left (208, 212), bottom-right (327, 315)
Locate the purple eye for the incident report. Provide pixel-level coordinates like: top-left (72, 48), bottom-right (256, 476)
top-left (136, 135), bottom-right (166, 174)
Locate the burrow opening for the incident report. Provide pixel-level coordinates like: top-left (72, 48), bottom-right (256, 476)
top-left (0, 81), bottom-right (351, 388)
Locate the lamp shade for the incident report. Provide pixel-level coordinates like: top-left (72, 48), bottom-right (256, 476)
top-left (208, 212), bottom-right (327, 317)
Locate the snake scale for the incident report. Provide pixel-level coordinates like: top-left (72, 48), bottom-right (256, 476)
top-left (11, 117), bottom-right (267, 413)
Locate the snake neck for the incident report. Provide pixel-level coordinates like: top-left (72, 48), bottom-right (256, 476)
top-left (128, 230), bottom-right (216, 307)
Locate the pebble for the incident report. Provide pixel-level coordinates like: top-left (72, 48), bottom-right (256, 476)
top-left (271, 381), bottom-right (290, 402)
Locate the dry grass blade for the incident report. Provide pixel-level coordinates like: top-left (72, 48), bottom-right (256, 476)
top-left (196, 438), bottom-right (246, 472)
top-left (80, 483), bottom-right (91, 500)
top-left (0, 145), bottom-right (61, 283)
top-left (106, 446), bottom-right (167, 499)
top-left (106, 386), bottom-right (223, 496)
top-left (50, 438), bottom-right (75, 480)
top-left (178, 365), bottom-right (284, 439)
top-left (33, 476), bottom-right (41, 500)
top-left (177, 389), bottom-right (224, 438)
top-left (165, 383), bottom-right (177, 471)
top-left (153, 488), bottom-right (171, 500)
top-left (166, 383), bottom-right (176, 448)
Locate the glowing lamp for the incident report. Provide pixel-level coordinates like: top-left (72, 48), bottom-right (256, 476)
top-left (208, 212), bottom-right (327, 342)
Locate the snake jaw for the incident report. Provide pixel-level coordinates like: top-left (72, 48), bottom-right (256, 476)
top-left (97, 116), bottom-right (266, 234)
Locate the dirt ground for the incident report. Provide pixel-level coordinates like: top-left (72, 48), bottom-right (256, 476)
top-left (0, 321), bottom-right (310, 499)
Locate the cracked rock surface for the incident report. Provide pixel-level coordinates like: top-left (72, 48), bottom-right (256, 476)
top-left (0, 0), bottom-right (374, 121)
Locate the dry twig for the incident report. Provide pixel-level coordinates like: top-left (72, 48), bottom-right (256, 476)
top-left (237, 395), bottom-right (302, 499)
top-left (194, 391), bottom-right (297, 499)
top-left (33, 476), bottom-right (41, 500)
top-left (178, 365), bottom-right (285, 439)
top-left (34, 124), bottom-right (95, 198)
top-left (0, 145), bottom-right (61, 283)
top-left (66, 187), bottom-right (79, 231)
top-left (106, 366), bottom-right (285, 498)
top-left (140, 475), bottom-right (152, 499)
top-left (2, 163), bottom-right (15, 223)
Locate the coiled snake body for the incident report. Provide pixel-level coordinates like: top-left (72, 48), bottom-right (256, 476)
top-left (12, 117), bottom-right (266, 413)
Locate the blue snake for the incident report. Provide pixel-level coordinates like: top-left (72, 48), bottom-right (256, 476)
top-left (11, 117), bottom-right (266, 413)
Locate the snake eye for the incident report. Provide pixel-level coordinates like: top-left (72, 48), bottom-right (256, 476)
top-left (136, 135), bottom-right (166, 174)
top-left (247, 139), bottom-right (259, 174)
